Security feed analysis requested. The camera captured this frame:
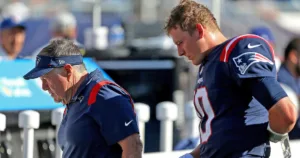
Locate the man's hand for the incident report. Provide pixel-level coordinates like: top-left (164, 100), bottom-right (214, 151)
top-left (179, 153), bottom-right (194, 158)
top-left (267, 124), bottom-right (288, 143)
top-left (118, 133), bottom-right (143, 158)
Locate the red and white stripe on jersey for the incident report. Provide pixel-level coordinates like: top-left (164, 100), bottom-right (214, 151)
top-left (254, 53), bottom-right (274, 64)
top-left (87, 80), bottom-right (135, 113)
top-left (219, 34), bottom-right (275, 62)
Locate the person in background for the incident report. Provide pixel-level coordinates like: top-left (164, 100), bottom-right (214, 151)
top-left (0, 16), bottom-right (26, 60)
top-left (23, 38), bottom-right (143, 158)
top-left (32, 11), bottom-right (85, 57)
top-left (277, 38), bottom-right (300, 96)
top-left (250, 26), bottom-right (275, 47)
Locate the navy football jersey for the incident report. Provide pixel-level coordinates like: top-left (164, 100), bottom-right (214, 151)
top-left (194, 34), bottom-right (276, 157)
top-left (58, 69), bottom-right (139, 158)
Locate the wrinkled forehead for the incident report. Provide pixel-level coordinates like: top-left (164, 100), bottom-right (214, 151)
top-left (40, 67), bottom-right (65, 80)
top-left (39, 69), bottom-right (55, 80)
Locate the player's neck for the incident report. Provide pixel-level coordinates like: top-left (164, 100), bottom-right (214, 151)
top-left (203, 31), bottom-right (227, 56)
top-left (207, 31), bottom-right (227, 48)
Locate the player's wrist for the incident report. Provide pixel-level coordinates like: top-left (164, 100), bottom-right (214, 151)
top-left (267, 124), bottom-right (288, 136)
top-left (267, 123), bottom-right (288, 143)
top-left (179, 153), bottom-right (194, 158)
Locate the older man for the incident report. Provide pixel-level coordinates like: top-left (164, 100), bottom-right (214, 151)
top-left (23, 38), bottom-right (143, 158)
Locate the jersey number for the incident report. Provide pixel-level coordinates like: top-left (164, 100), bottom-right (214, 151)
top-left (194, 87), bottom-right (215, 143)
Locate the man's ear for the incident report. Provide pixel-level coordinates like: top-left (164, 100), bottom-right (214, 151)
top-left (196, 23), bottom-right (204, 38)
top-left (64, 64), bottom-right (73, 81)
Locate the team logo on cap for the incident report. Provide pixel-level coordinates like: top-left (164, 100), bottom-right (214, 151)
top-left (36, 57), bottom-right (41, 66)
top-left (58, 60), bottom-right (65, 65)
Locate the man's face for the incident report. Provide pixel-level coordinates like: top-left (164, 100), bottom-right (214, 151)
top-left (40, 68), bottom-right (69, 103)
top-left (0, 27), bottom-right (25, 58)
top-left (169, 25), bottom-right (206, 65)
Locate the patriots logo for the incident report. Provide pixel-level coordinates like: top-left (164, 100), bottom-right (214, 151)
top-left (78, 96), bottom-right (84, 103)
top-left (36, 57), bottom-right (41, 66)
top-left (58, 60), bottom-right (65, 65)
top-left (233, 52), bottom-right (274, 75)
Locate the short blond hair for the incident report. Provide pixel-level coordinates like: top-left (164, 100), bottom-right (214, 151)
top-left (164, 0), bottom-right (220, 35)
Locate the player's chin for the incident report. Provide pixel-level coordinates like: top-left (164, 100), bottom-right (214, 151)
top-left (54, 99), bottom-right (62, 103)
top-left (191, 59), bottom-right (201, 65)
top-left (53, 97), bottom-right (63, 103)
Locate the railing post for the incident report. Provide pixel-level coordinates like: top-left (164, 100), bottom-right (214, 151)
top-left (156, 101), bottom-right (178, 152)
top-left (51, 107), bottom-right (65, 158)
top-left (134, 103), bottom-right (150, 146)
top-left (18, 110), bottom-right (40, 158)
top-left (0, 113), bottom-right (6, 132)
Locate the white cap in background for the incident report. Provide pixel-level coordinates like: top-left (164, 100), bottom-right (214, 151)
top-left (51, 11), bottom-right (77, 33)
top-left (1, 2), bottom-right (30, 21)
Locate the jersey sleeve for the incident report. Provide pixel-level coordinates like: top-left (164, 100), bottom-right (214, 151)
top-left (227, 37), bottom-right (276, 84)
top-left (87, 83), bottom-right (139, 145)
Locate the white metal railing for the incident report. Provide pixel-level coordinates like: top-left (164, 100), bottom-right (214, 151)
top-left (156, 101), bottom-right (178, 152)
top-left (143, 141), bottom-right (300, 158)
top-left (18, 110), bottom-right (40, 158)
top-left (143, 149), bottom-right (192, 158)
top-left (134, 102), bottom-right (150, 145)
top-left (51, 107), bottom-right (65, 158)
top-left (1, 98), bottom-right (300, 158)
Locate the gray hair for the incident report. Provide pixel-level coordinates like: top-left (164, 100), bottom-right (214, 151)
top-left (51, 11), bottom-right (76, 34)
top-left (39, 38), bottom-right (86, 72)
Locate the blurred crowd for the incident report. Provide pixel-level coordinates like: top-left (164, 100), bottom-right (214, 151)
top-left (0, 1), bottom-right (86, 60)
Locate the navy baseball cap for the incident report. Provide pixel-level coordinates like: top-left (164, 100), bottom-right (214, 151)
top-left (250, 26), bottom-right (275, 43)
top-left (0, 16), bottom-right (26, 30)
top-left (23, 55), bottom-right (83, 80)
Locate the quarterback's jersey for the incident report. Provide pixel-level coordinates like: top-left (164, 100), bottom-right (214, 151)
top-left (194, 34), bottom-right (276, 157)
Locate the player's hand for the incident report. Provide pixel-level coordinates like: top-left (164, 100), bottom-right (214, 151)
top-left (179, 153), bottom-right (194, 158)
top-left (267, 124), bottom-right (288, 143)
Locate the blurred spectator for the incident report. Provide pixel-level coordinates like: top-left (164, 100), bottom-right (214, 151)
top-left (32, 11), bottom-right (85, 57)
top-left (0, 16), bottom-right (26, 60)
top-left (250, 26), bottom-right (275, 47)
top-left (249, 26), bottom-right (282, 71)
top-left (277, 37), bottom-right (300, 139)
top-left (277, 38), bottom-right (300, 96)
